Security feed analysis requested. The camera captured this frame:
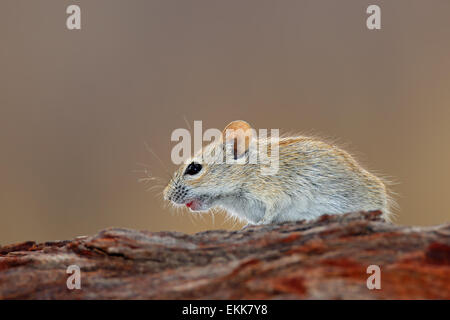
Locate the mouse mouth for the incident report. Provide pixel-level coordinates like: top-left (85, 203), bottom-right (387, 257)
top-left (185, 199), bottom-right (207, 212)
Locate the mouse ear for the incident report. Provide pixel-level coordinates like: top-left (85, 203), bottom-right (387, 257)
top-left (222, 120), bottom-right (253, 159)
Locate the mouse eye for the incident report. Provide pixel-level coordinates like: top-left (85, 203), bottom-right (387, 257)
top-left (185, 162), bottom-right (202, 175)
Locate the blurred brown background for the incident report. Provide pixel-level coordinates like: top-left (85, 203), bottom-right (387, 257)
top-left (1, 0), bottom-right (449, 244)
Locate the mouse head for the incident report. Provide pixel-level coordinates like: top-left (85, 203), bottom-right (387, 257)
top-left (163, 120), bottom-right (255, 212)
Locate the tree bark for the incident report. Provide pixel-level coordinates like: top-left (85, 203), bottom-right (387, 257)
top-left (0, 211), bottom-right (449, 299)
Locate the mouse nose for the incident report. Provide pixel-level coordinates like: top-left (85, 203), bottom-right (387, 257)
top-left (165, 184), bottom-right (188, 204)
top-left (174, 186), bottom-right (186, 202)
top-left (163, 182), bottom-right (188, 203)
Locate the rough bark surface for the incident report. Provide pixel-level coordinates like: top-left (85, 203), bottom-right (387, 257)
top-left (0, 211), bottom-right (449, 299)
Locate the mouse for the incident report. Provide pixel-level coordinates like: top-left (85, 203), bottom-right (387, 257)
top-left (163, 120), bottom-right (394, 225)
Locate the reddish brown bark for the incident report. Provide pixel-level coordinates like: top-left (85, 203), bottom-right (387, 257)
top-left (0, 211), bottom-right (449, 299)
